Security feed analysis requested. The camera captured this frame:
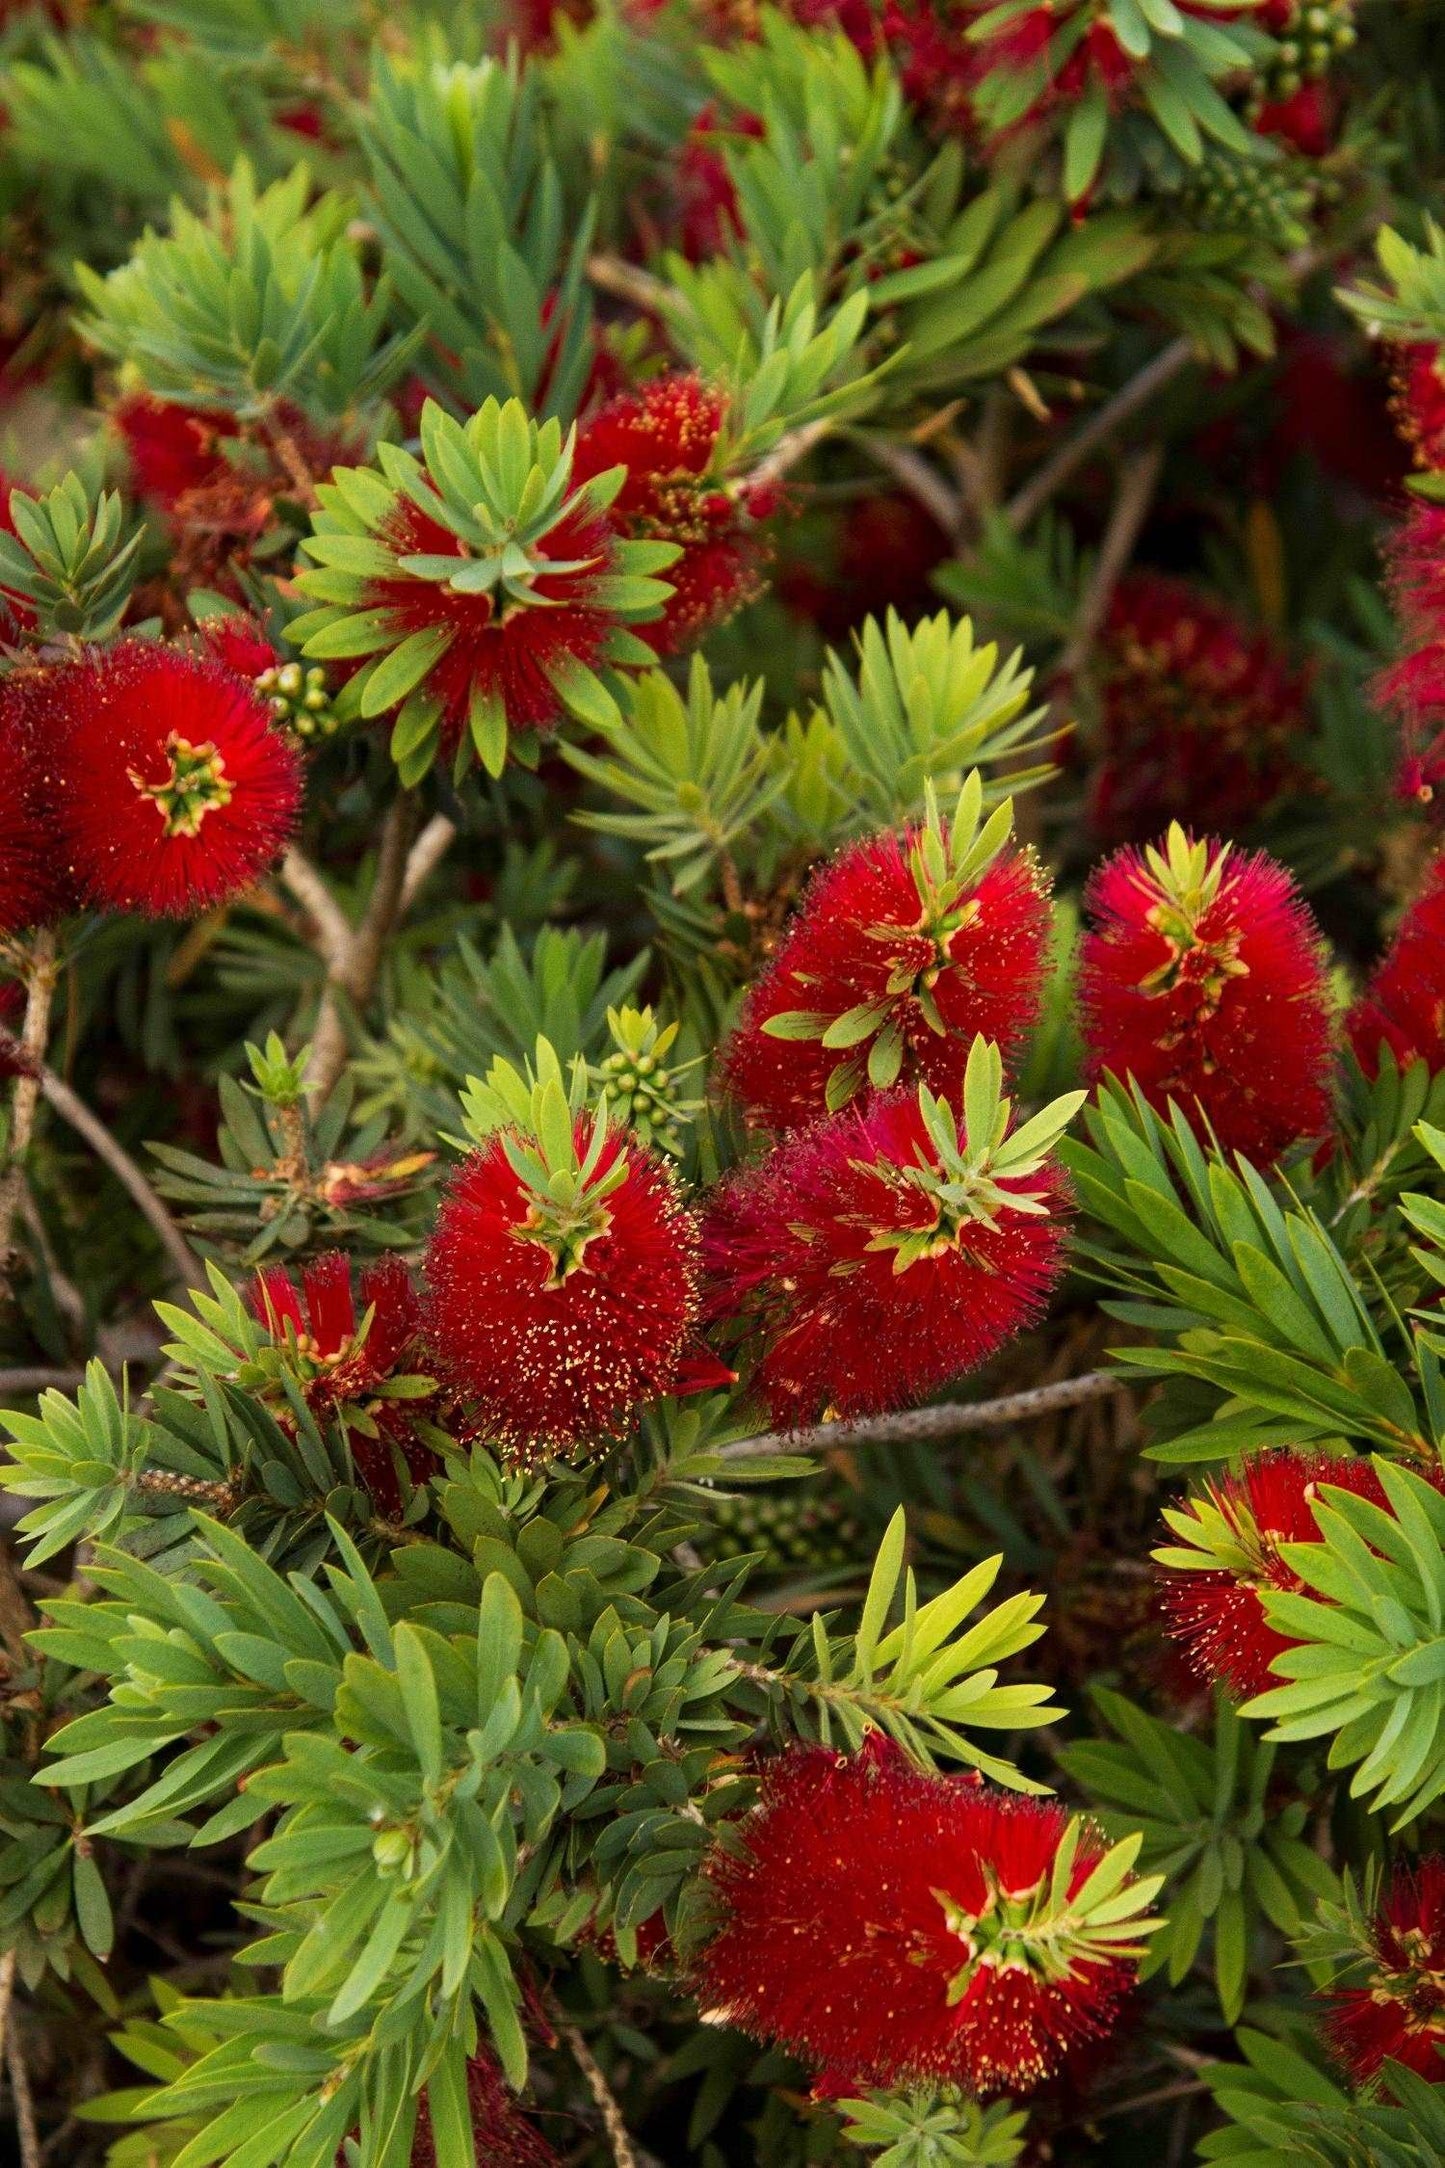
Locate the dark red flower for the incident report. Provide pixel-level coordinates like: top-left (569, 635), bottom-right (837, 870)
top-left (1253, 80), bottom-right (1336, 156)
top-left (423, 1120), bottom-right (701, 1460)
top-left (1386, 501), bottom-right (1445, 651)
top-left (723, 805), bottom-right (1050, 1131)
top-left (112, 393), bottom-right (238, 510)
top-left (1156, 1450), bottom-right (1391, 1700)
top-left (703, 1064), bottom-right (1072, 1427)
top-left (252, 1252), bottom-right (436, 1516)
top-left (1088, 576), bottom-right (1309, 847)
top-left (1079, 827), bottom-right (1334, 1162)
top-left (1347, 853), bottom-right (1445, 1078)
top-left (1392, 345), bottom-right (1445, 471)
top-left (1324, 1859), bottom-right (1445, 2087)
top-left (411, 2046), bottom-right (560, 2167)
top-left (0, 672), bottom-right (77, 933)
top-left (46, 642), bottom-right (302, 918)
top-left (675, 106), bottom-right (764, 262)
top-left (776, 489), bottom-right (948, 640)
top-left (695, 1734), bottom-right (1149, 2097)
top-left (572, 375), bottom-right (769, 654)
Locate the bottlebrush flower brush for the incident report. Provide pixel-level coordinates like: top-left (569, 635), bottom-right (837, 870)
top-left (292, 396), bottom-right (679, 784)
top-left (1079, 824), bottom-right (1334, 1163)
top-left (724, 775), bottom-right (1051, 1130)
top-left (1347, 852), bottom-right (1445, 1078)
top-left (704, 1037), bottom-right (1080, 1426)
top-left (423, 1042), bottom-right (701, 1461)
top-left (694, 1732), bottom-right (1159, 2096)
top-left (1323, 1858), bottom-right (1445, 2087)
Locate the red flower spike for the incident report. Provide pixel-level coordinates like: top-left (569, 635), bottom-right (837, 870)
top-left (703, 1043), bottom-right (1078, 1427)
top-left (1079, 825), bottom-right (1334, 1163)
top-left (250, 1252), bottom-right (435, 1516)
top-left (112, 392), bottom-right (238, 511)
top-left (573, 375), bottom-right (768, 656)
top-left (675, 106), bottom-right (764, 261)
top-left (0, 674), bottom-right (78, 934)
top-left (724, 779), bottom-right (1051, 1131)
top-left (1324, 1859), bottom-right (1445, 2088)
top-left (45, 642), bottom-right (302, 919)
top-left (1347, 853), bottom-right (1445, 1079)
top-left (411, 2046), bottom-right (560, 2167)
top-left (1155, 1450), bottom-right (1393, 1700)
top-left (424, 1101), bottom-right (701, 1462)
top-left (1089, 575), bottom-right (1309, 847)
top-left (1391, 345), bottom-right (1445, 470)
top-left (694, 1734), bottom-right (1155, 2097)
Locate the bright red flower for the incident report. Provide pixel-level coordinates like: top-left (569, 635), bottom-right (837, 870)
top-left (1089, 576), bottom-right (1309, 847)
top-left (573, 375), bottom-right (768, 654)
top-left (200, 615), bottom-right (279, 683)
top-left (1347, 853), bottom-right (1445, 1077)
top-left (45, 642), bottom-right (302, 918)
top-left (423, 1120), bottom-right (701, 1460)
top-left (723, 805), bottom-right (1051, 1131)
top-left (1392, 344), bottom-right (1445, 470)
top-left (1324, 1859), bottom-right (1445, 2087)
top-left (411, 2046), bottom-right (560, 2167)
top-left (112, 393), bottom-right (238, 510)
top-left (363, 495), bottom-right (620, 750)
top-left (200, 617), bottom-right (334, 743)
top-left (1079, 828), bottom-right (1334, 1162)
top-left (1253, 79), bottom-right (1336, 156)
top-left (0, 673), bottom-right (77, 934)
top-left (695, 1734), bottom-right (1148, 2097)
top-left (252, 1252), bottom-right (436, 1516)
top-left (1156, 1450), bottom-right (1392, 1700)
top-left (703, 1065), bottom-right (1072, 1427)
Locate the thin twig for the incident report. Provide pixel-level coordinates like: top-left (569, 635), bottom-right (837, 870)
top-left (720, 1370), bottom-right (1126, 1462)
top-left (560, 2023), bottom-right (639, 2168)
top-left (278, 847), bottom-right (352, 967)
top-left (0, 1368), bottom-right (87, 1396)
top-left (399, 812), bottom-right (458, 914)
top-left (586, 252), bottom-right (672, 316)
top-left (0, 1948), bottom-right (15, 2075)
top-left (1004, 337), bottom-right (1193, 532)
top-left (851, 431), bottom-right (965, 539)
top-left (36, 1066), bottom-right (202, 1291)
top-left (0, 928), bottom-right (59, 1279)
top-left (1054, 441), bottom-right (1165, 695)
top-left (305, 795), bottom-right (415, 1102)
top-left (750, 416), bottom-right (834, 491)
top-left (7, 2023), bottom-right (39, 2168)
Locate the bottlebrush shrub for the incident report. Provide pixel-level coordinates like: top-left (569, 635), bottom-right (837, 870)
top-left (723, 776), bottom-right (1051, 1128)
top-left (705, 1039), bottom-right (1081, 1425)
top-left (43, 640), bottom-right (303, 918)
top-left (1154, 1450), bottom-right (1398, 1700)
top-left (1319, 1859), bottom-right (1445, 2086)
top-left (571, 374), bottom-right (772, 655)
top-left (0, 676), bottom-right (76, 934)
top-left (693, 1731), bottom-right (1161, 2096)
top-left (1079, 824), bottom-right (1334, 1162)
top-left (424, 1042), bottom-right (701, 1459)
top-left (1347, 852), bottom-right (1445, 1078)
top-left (1088, 574), bottom-right (1308, 846)
top-left (291, 397), bottom-right (679, 785)
top-left (1392, 343), bottom-right (1445, 471)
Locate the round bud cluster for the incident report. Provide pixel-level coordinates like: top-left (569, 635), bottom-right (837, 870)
top-left (256, 659), bottom-right (336, 742)
top-left (1181, 151), bottom-right (1314, 247)
top-left (705, 1486), bottom-right (862, 1572)
top-left (1253, 0), bottom-right (1356, 107)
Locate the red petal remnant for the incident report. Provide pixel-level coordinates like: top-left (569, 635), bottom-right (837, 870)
top-left (0, 673), bottom-right (79, 934)
top-left (702, 1083), bottom-right (1070, 1427)
top-left (423, 1120), bottom-right (701, 1461)
top-left (1391, 344), bottom-right (1445, 471)
top-left (44, 642), bottom-right (302, 918)
top-left (1079, 826), bottom-right (1334, 1163)
top-left (1347, 852), bottom-right (1445, 1078)
top-left (1324, 1858), bottom-right (1445, 2088)
top-left (694, 1734), bottom-right (1144, 2096)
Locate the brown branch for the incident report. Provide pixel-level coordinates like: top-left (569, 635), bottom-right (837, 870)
top-left (305, 794), bottom-right (415, 1102)
top-left (852, 431), bottom-right (965, 540)
top-left (1004, 337), bottom-right (1194, 532)
top-left (0, 1367), bottom-right (87, 1396)
top-left (721, 1370), bottom-right (1127, 1462)
top-left (560, 2023), bottom-right (639, 2168)
top-left (1055, 441), bottom-right (1165, 693)
top-left (750, 416), bottom-right (834, 491)
top-left (0, 929), bottom-right (59, 1281)
top-left (399, 812), bottom-right (458, 913)
top-left (278, 846), bottom-right (352, 967)
top-left (7, 2022), bottom-right (40, 2168)
top-left (586, 252), bottom-right (672, 317)
top-left (35, 1066), bottom-right (202, 1291)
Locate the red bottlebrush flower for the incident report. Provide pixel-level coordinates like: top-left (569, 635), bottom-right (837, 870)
top-left (1392, 344), bottom-right (1445, 470)
top-left (45, 642), bottom-right (301, 918)
top-left (1079, 826), bottom-right (1334, 1163)
top-left (723, 785), bottom-right (1051, 1131)
top-left (1156, 1450), bottom-right (1392, 1700)
top-left (199, 614), bottom-right (279, 683)
top-left (776, 489), bottom-right (948, 641)
top-left (573, 375), bottom-right (768, 655)
top-left (694, 1733), bottom-right (1153, 2097)
top-left (675, 106), bottom-right (763, 262)
top-left (1347, 854), bottom-right (1445, 1078)
top-left (1088, 575), bottom-right (1309, 848)
top-left (1324, 1859), bottom-right (1445, 2088)
top-left (423, 1115), bottom-right (701, 1461)
top-left (0, 674), bottom-right (77, 934)
top-left (411, 2046), bottom-right (560, 2167)
top-left (199, 617), bottom-right (335, 743)
top-left (251, 1251), bottom-right (436, 1515)
top-left (703, 1049), bottom-right (1075, 1427)
top-left (112, 393), bottom-right (238, 510)
top-left (1385, 501), bottom-right (1445, 653)
top-left (1253, 79), bottom-right (1336, 156)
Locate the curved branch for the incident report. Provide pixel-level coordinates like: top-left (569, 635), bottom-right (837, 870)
top-left (399, 812), bottom-right (458, 913)
top-left (1005, 338), bottom-right (1193, 532)
top-left (37, 1067), bottom-right (202, 1292)
top-left (721, 1370), bottom-right (1127, 1462)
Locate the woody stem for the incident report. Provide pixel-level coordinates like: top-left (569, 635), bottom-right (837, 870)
top-left (0, 928), bottom-right (59, 1282)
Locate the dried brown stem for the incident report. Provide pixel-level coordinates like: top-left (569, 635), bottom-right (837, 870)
top-left (721, 1369), bottom-right (1126, 1462)
top-left (279, 847), bottom-right (352, 967)
top-left (750, 416), bottom-right (834, 491)
top-left (7, 2022), bottom-right (40, 2168)
top-left (36, 1066), bottom-right (202, 1291)
top-left (305, 794), bottom-right (416, 1102)
top-left (0, 1368), bottom-right (87, 1396)
top-left (1004, 337), bottom-right (1193, 533)
top-left (0, 929), bottom-right (59, 1282)
top-left (586, 252), bottom-right (672, 317)
top-left (560, 2023), bottom-right (639, 2168)
top-left (852, 431), bottom-right (965, 540)
top-left (399, 812), bottom-right (459, 913)
top-left (1055, 441), bottom-right (1165, 693)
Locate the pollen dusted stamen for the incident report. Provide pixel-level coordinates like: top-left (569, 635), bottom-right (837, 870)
top-left (129, 733), bottom-right (234, 838)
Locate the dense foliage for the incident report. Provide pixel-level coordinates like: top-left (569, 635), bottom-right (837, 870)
top-left (0, 1), bottom-right (1444, 2163)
